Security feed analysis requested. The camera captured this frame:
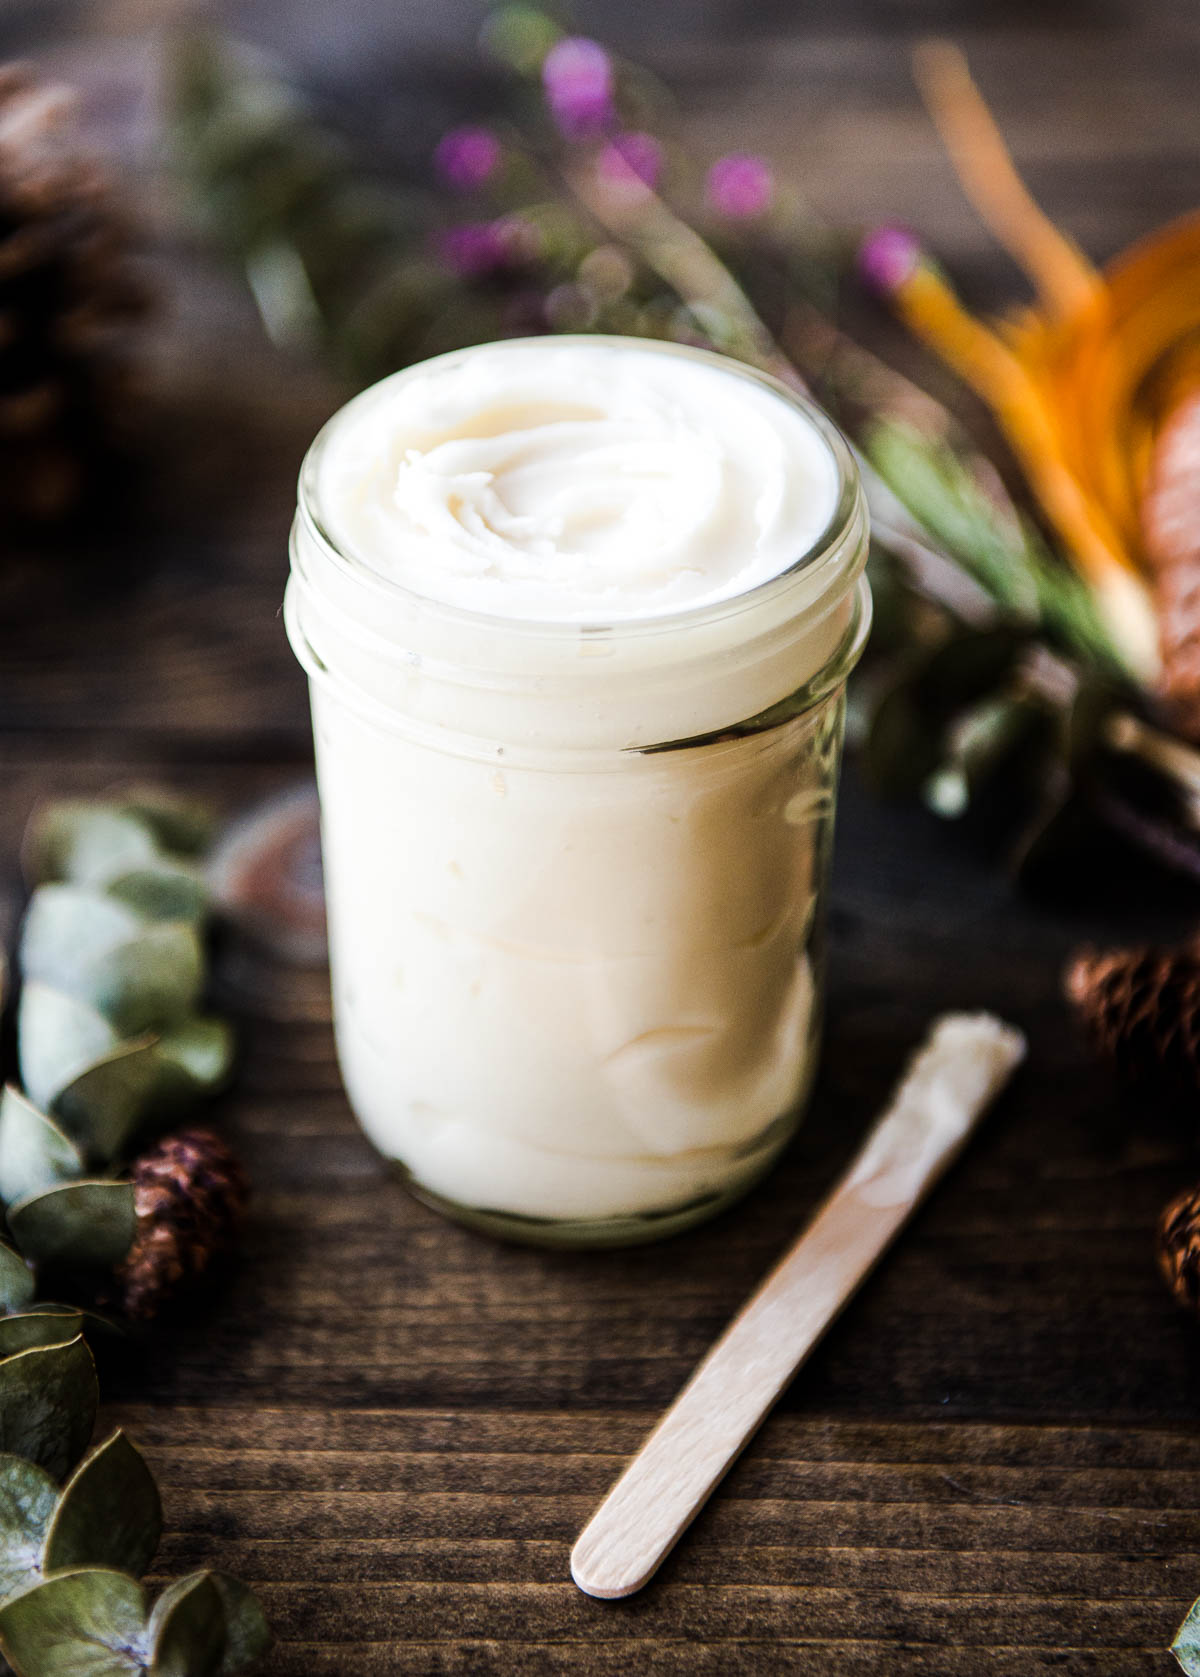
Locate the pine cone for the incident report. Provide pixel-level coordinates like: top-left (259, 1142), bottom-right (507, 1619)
top-left (109, 1127), bottom-right (248, 1322)
top-left (1064, 943), bottom-right (1200, 1093)
top-left (0, 62), bottom-right (150, 527)
top-left (1158, 1182), bottom-right (1200, 1312)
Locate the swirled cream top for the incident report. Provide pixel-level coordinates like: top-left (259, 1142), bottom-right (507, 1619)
top-left (315, 338), bottom-right (840, 623)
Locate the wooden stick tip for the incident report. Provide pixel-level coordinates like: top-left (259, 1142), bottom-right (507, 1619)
top-left (569, 1537), bottom-right (645, 1600)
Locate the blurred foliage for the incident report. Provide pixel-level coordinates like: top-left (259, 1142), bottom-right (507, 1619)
top-left (169, 12), bottom-right (1200, 901)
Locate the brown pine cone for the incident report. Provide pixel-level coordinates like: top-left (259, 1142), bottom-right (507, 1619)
top-left (109, 1127), bottom-right (249, 1322)
top-left (1158, 1183), bottom-right (1200, 1312)
top-left (1064, 943), bottom-right (1200, 1093)
top-left (0, 62), bottom-right (151, 526)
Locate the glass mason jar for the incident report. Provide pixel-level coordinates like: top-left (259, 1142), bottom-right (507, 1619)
top-left (285, 338), bottom-right (870, 1246)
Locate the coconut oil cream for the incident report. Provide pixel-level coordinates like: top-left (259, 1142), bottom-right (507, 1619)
top-left (286, 337), bottom-right (869, 1243)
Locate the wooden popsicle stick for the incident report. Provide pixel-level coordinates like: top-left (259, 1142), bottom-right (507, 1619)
top-left (570, 1012), bottom-right (1026, 1600)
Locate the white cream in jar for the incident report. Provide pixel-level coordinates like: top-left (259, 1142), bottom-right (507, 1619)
top-left (317, 339), bottom-right (840, 620)
top-left (287, 337), bottom-right (869, 1243)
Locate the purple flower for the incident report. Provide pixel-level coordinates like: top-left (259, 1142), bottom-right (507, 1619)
top-left (857, 225), bottom-right (923, 296)
top-left (542, 36), bottom-right (614, 137)
top-left (705, 154), bottom-right (774, 220)
top-left (436, 214), bottom-right (540, 278)
top-left (596, 131), bottom-right (662, 203)
top-left (434, 125), bottom-right (502, 192)
top-left (436, 221), bottom-right (510, 277)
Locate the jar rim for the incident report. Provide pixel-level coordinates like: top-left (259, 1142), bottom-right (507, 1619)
top-left (296, 334), bottom-right (864, 644)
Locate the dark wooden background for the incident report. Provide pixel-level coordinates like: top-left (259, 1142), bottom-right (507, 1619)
top-left (5, 0), bottom-right (1200, 1670)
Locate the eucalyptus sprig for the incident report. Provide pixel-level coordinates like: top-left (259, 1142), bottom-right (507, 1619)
top-left (2, 792), bottom-right (233, 1298)
top-left (0, 1337), bottom-right (269, 1675)
top-left (0, 792), bottom-right (268, 1675)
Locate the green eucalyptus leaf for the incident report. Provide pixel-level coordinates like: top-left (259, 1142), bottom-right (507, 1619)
top-left (25, 803), bottom-right (160, 889)
top-left (106, 866), bottom-right (209, 925)
top-left (148, 1573), bottom-right (224, 1677)
top-left (60, 1306), bottom-right (125, 1341)
top-left (211, 1574), bottom-right (272, 1675)
top-left (0, 1453), bottom-right (58, 1608)
top-left (0, 1087), bottom-right (85, 1204)
top-left (43, 1430), bottom-right (162, 1581)
top-left (0, 1568), bottom-right (149, 1675)
top-left (8, 1181), bottom-right (136, 1272)
top-left (0, 1307), bottom-right (125, 1353)
top-left (0, 1337), bottom-right (98, 1478)
top-left (18, 984), bottom-right (119, 1115)
top-left (0, 1244), bottom-right (35, 1314)
top-left (111, 791), bottom-right (216, 858)
top-left (87, 920), bottom-right (204, 1036)
top-left (21, 886), bottom-right (140, 987)
top-left (1173, 1595), bottom-right (1200, 1673)
top-left (0, 1314), bottom-right (82, 1358)
top-left (51, 1038), bottom-right (162, 1166)
top-left (51, 1019), bottom-right (236, 1164)
top-left (21, 889), bottom-right (203, 1035)
top-left (152, 1020), bottom-right (236, 1106)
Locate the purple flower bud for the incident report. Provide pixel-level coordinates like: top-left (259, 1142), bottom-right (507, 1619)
top-left (437, 214), bottom-right (542, 278)
top-left (705, 154), bottom-right (774, 220)
top-left (436, 220), bottom-right (510, 278)
top-left (596, 131), bottom-right (662, 203)
top-left (857, 225), bottom-right (923, 296)
top-left (434, 124), bottom-right (502, 192)
top-left (542, 36), bottom-right (614, 137)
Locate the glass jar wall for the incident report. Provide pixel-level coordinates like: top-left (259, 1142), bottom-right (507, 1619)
top-left (286, 338), bottom-right (869, 1245)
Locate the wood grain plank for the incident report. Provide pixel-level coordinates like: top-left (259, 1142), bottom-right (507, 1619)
top-left (109, 1406), bottom-right (1200, 1670)
top-left (249, 1643), bottom-right (1168, 1677)
top-left (151, 1536), bottom-right (1198, 1595)
top-left (235, 1581), bottom-right (1178, 1643)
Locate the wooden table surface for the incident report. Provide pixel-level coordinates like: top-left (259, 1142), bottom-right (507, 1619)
top-left (5, 1), bottom-right (1200, 1670)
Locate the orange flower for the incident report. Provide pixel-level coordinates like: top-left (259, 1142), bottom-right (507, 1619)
top-left (865, 42), bottom-right (1200, 688)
